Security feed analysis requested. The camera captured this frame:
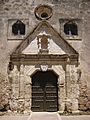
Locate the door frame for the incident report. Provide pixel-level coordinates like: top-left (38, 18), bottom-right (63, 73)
top-left (31, 70), bottom-right (59, 112)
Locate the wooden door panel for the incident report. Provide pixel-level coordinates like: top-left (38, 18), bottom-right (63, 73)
top-left (31, 71), bottom-right (58, 112)
top-left (45, 85), bottom-right (58, 111)
top-left (32, 86), bottom-right (44, 111)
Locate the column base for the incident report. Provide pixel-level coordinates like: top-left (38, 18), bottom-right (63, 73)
top-left (72, 110), bottom-right (80, 114)
top-left (58, 111), bottom-right (64, 114)
top-left (23, 110), bottom-right (32, 114)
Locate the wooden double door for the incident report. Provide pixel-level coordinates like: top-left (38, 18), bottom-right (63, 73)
top-left (31, 71), bottom-right (58, 112)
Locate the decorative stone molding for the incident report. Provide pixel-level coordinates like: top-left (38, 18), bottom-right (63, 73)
top-left (8, 63), bottom-right (80, 113)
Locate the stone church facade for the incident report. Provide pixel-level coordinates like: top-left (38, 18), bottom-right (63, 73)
top-left (0, 0), bottom-right (90, 113)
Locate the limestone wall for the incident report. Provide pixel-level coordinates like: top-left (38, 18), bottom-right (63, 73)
top-left (0, 0), bottom-right (90, 111)
top-left (0, 73), bottom-right (9, 111)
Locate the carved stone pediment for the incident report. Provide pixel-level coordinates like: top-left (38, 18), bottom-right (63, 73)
top-left (10, 21), bottom-right (79, 66)
top-left (12, 21), bottom-right (78, 55)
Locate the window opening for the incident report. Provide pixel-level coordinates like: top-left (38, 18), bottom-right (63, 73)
top-left (12, 20), bottom-right (25, 35)
top-left (64, 22), bottom-right (78, 35)
top-left (41, 12), bottom-right (48, 18)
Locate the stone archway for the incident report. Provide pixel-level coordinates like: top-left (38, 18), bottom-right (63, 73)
top-left (25, 65), bottom-right (66, 112)
top-left (8, 63), bottom-right (80, 113)
top-left (8, 64), bottom-right (66, 113)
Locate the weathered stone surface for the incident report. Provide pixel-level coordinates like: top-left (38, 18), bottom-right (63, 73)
top-left (0, 0), bottom-right (90, 113)
top-left (0, 73), bottom-right (9, 111)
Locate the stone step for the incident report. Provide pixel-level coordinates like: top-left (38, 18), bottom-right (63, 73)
top-left (28, 112), bottom-right (61, 120)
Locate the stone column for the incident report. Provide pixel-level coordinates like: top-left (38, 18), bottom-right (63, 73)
top-left (19, 65), bottom-right (25, 98)
top-left (65, 58), bottom-right (72, 112)
top-left (9, 65), bottom-right (19, 112)
top-left (23, 65), bottom-right (34, 113)
top-left (58, 75), bottom-right (65, 113)
top-left (18, 64), bottom-right (25, 113)
top-left (24, 75), bottom-right (32, 113)
top-left (70, 65), bottom-right (79, 113)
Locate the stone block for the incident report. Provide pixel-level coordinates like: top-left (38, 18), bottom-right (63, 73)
top-left (86, 100), bottom-right (90, 109)
top-left (79, 104), bottom-right (87, 110)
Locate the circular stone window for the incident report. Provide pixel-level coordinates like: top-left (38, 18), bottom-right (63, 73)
top-left (34, 5), bottom-right (53, 20)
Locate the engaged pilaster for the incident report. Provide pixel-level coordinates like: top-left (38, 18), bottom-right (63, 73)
top-left (9, 65), bottom-right (19, 112)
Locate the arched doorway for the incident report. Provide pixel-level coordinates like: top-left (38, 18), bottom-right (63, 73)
top-left (31, 70), bottom-right (58, 112)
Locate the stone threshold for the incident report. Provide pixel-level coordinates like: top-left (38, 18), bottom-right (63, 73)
top-left (0, 111), bottom-right (90, 116)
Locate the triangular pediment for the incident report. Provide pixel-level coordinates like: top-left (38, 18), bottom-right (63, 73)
top-left (22, 31), bottom-right (66, 55)
top-left (12, 21), bottom-right (78, 56)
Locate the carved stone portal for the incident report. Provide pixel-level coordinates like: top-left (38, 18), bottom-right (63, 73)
top-left (8, 19), bottom-right (79, 113)
top-left (8, 64), bottom-right (80, 113)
